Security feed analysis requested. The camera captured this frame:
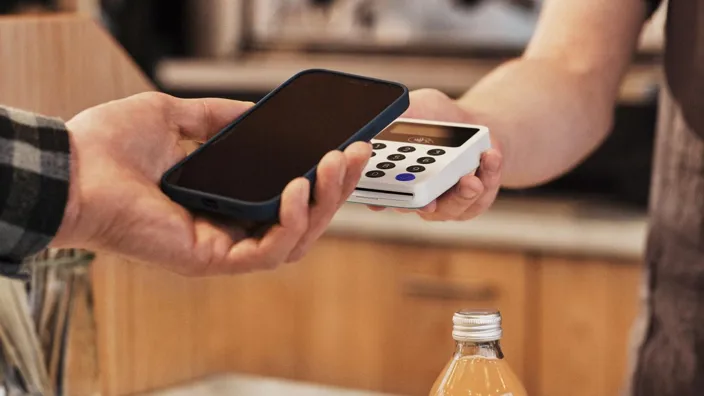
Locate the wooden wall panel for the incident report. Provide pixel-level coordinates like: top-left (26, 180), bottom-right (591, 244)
top-left (0, 14), bottom-right (152, 120)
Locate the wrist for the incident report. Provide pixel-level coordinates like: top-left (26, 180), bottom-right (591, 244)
top-left (51, 125), bottom-right (82, 248)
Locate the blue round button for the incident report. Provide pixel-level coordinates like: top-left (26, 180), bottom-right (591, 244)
top-left (395, 173), bottom-right (416, 182)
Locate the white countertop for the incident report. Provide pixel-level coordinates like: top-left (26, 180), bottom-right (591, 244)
top-left (141, 374), bottom-right (394, 396)
top-left (326, 196), bottom-right (648, 261)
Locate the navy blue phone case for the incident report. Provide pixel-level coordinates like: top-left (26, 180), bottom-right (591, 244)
top-left (160, 69), bottom-right (410, 223)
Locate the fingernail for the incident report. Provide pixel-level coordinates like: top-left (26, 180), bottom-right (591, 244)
top-left (299, 179), bottom-right (311, 205)
top-left (339, 164), bottom-right (346, 185)
top-left (459, 185), bottom-right (478, 199)
top-left (484, 155), bottom-right (500, 172)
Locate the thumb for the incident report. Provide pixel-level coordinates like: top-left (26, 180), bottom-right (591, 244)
top-left (171, 97), bottom-right (254, 142)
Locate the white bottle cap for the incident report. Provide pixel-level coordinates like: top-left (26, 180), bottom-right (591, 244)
top-left (452, 309), bottom-right (502, 342)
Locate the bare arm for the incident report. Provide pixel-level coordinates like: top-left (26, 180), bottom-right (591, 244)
top-left (458, 0), bottom-right (650, 187)
top-left (374, 0), bottom-right (655, 220)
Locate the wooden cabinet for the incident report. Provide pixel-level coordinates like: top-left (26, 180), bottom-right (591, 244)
top-left (94, 236), bottom-right (642, 396)
top-left (94, 238), bottom-right (530, 395)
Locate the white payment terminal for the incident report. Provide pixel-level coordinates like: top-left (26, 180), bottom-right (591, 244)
top-left (347, 118), bottom-right (491, 209)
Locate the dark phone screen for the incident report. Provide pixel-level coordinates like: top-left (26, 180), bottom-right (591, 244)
top-left (376, 122), bottom-right (479, 147)
top-left (165, 71), bottom-right (405, 202)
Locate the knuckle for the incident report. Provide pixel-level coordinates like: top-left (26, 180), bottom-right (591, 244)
top-left (136, 91), bottom-right (173, 107)
top-left (454, 193), bottom-right (477, 205)
top-left (467, 185), bottom-right (485, 200)
top-left (449, 194), bottom-right (475, 207)
top-left (412, 88), bottom-right (448, 102)
top-left (134, 92), bottom-right (176, 123)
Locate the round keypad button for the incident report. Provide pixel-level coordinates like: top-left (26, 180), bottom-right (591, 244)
top-left (428, 149), bottom-right (446, 156)
top-left (398, 146), bottom-right (416, 153)
top-left (387, 154), bottom-right (406, 161)
top-left (417, 157), bottom-right (436, 164)
top-left (366, 170), bottom-right (385, 178)
top-left (372, 143), bottom-right (387, 150)
top-left (407, 165), bottom-right (425, 173)
top-left (371, 152), bottom-right (376, 157)
top-left (377, 162), bottom-right (396, 170)
top-left (395, 173), bottom-right (416, 182)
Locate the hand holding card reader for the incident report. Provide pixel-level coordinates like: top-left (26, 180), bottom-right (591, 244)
top-left (347, 118), bottom-right (491, 209)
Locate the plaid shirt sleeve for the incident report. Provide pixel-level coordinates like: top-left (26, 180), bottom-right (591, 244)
top-left (0, 106), bottom-right (70, 278)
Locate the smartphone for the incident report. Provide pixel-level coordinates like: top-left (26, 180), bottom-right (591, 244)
top-left (161, 69), bottom-right (409, 222)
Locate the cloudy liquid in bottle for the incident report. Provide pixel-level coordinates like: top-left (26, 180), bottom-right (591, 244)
top-left (429, 310), bottom-right (527, 396)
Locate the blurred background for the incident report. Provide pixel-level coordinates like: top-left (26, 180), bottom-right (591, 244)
top-left (2, 0), bottom-right (665, 209)
top-left (0, 1), bottom-right (666, 396)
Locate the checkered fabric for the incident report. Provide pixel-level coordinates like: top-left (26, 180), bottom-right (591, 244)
top-left (0, 106), bottom-right (70, 277)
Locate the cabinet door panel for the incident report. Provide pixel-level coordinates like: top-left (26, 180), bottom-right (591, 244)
top-left (537, 257), bottom-right (642, 396)
top-left (295, 238), bottom-right (396, 391)
top-left (191, 266), bottom-right (301, 379)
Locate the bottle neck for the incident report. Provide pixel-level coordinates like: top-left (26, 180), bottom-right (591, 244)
top-left (454, 340), bottom-right (504, 359)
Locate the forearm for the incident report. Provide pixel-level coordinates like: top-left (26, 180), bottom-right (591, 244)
top-left (456, 0), bottom-right (649, 188)
top-left (0, 106), bottom-right (70, 276)
top-left (457, 58), bottom-right (618, 188)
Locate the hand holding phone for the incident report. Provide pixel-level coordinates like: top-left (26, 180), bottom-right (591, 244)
top-left (161, 69), bottom-right (409, 223)
top-left (54, 91), bottom-right (376, 277)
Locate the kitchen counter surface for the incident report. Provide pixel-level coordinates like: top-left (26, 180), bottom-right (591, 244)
top-left (141, 374), bottom-right (394, 396)
top-left (326, 196), bottom-right (648, 261)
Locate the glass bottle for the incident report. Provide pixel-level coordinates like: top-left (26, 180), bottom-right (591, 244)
top-left (429, 309), bottom-right (527, 396)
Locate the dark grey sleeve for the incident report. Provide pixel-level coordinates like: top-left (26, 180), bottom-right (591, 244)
top-left (0, 106), bottom-right (70, 278)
